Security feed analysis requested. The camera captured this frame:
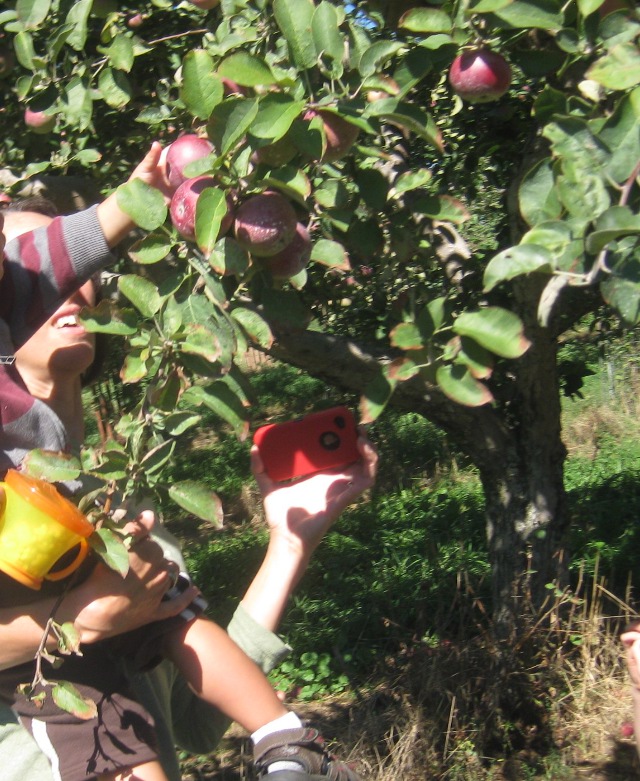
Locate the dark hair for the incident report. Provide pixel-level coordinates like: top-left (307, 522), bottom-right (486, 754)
top-left (0, 195), bottom-right (60, 217)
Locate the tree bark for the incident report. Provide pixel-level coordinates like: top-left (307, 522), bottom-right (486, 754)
top-left (265, 311), bottom-right (569, 641)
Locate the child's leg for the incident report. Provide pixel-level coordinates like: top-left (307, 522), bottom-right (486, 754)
top-left (165, 617), bottom-right (289, 733)
top-left (99, 759), bottom-right (169, 781)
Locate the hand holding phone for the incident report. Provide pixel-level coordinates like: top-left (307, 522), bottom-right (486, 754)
top-left (252, 406), bottom-right (360, 483)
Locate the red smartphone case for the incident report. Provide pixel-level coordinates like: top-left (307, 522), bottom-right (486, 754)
top-left (253, 406), bottom-right (360, 482)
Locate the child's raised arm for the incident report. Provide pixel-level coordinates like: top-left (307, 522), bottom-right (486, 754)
top-left (96, 142), bottom-right (172, 248)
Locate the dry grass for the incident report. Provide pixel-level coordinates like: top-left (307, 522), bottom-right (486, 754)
top-left (180, 578), bottom-right (640, 781)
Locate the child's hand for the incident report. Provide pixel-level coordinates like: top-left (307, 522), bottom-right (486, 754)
top-left (252, 432), bottom-right (378, 558)
top-left (128, 141), bottom-right (173, 202)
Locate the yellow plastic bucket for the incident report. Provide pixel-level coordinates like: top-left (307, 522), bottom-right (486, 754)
top-left (0, 469), bottom-right (94, 590)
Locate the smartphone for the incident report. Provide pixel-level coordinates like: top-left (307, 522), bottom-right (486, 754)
top-left (253, 406), bottom-right (360, 483)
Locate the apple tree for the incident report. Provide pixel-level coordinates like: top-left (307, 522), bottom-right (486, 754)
top-left (0, 0), bottom-right (639, 644)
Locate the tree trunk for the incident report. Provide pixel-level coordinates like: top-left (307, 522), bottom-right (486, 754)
top-left (266, 315), bottom-right (569, 641)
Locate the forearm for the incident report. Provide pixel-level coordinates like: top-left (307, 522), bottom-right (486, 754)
top-left (240, 534), bottom-right (310, 632)
top-left (96, 192), bottom-right (135, 248)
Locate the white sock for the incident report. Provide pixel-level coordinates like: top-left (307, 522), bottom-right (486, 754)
top-left (252, 711), bottom-right (304, 773)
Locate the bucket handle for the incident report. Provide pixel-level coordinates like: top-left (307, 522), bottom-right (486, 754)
top-left (45, 538), bottom-right (89, 582)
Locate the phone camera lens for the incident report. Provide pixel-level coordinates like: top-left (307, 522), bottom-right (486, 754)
top-left (319, 431), bottom-right (341, 451)
top-left (334, 415), bottom-right (346, 429)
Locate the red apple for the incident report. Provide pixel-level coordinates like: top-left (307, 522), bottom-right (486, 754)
top-left (220, 77), bottom-right (249, 98)
top-left (170, 175), bottom-right (233, 243)
top-left (263, 222), bottom-right (311, 279)
top-left (24, 108), bottom-right (56, 134)
top-left (166, 134), bottom-right (215, 190)
top-left (127, 13), bottom-right (144, 27)
top-left (448, 48), bottom-right (512, 104)
top-left (234, 191), bottom-right (297, 257)
top-left (307, 109), bottom-right (360, 163)
top-left (621, 721), bottom-right (635, 738)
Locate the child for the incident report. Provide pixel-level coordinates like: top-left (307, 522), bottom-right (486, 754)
top-left (0, 197), bottom-right (365, 780)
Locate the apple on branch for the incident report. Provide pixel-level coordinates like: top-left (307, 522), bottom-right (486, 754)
top-left (448, 48), bottom-right (512, 104)
top-left (170, 175), bottom-right (234, 244)
top-left (262, 222), bottom-right (312, 280)
top-left (234, 191), bottom-right (298, 257)
top-left (166, 134), bottom-right (215, 190)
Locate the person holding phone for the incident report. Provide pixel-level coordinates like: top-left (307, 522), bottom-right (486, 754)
top-left (0, 203), bottom-right (379, 781)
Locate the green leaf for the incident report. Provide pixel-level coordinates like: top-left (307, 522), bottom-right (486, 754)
top-left (140, 439), bottom-right (176, 474)
top-left (16, 0), bottom-right (51, 29)
top-left (586, 43), bottom-right (640, 91)
top-left (455, 336), bottom-right (494, 379)
top-left (453, 308), bottom-right (531, 359)
top-left (491, 0), bottom-right (563, 30)
top-left (601, 272), bottom-right (640, 325)
top-left (364, 98), bottom-right (442, 151)
top-left (98, 67), bottom-right (132, 109)
top-left (411, 194), bottom-right (470, 223)
top-left (469, 0), bottom-right (512, 11)
top-left (14, 31), bottom-right (36, 69)
top-left (260, 288), bottom-right (312, 329)
top-left (79, 299), bottom-right (138, 335)
top-left (180, 323), bottom-right (222, 363)
top-left (250, 94), bottom-right (306, 141)
top-left (312, 2), bottom-right (345, 68)
top-left (103, 34), bottom-right (135, 72)
top-left (218, 52), bottom-right (276, 87)
top-left (390, 322), bottom-right (422, 350)
top-left (162, 412), bottom-right (202, 436)
top-left (184, 382), bottom-right (249, 438)
top-left (181, 49), bottom-right (224, 120)
top-left (208, 237), bottom-right (251, 278)
top-left (599, 88), bottom-right (640, 184)
top-left (116, 179), bottom-right (167, 231)
top-left (358, 41), bottom-right (404, 78)
top-left (207, 97), bottom-right (259, 156)
top-left (52, 681), bottom-right (98, 721)
top-left (21, 450), bottom-right (81, 482)
top-left (399, 8), bottom-right (453, 32)
top-left (90, 528), bottom-right (129, 577)
top-left (518, 158), bottom-right (562, 226)
top-left (195, 187), bottom-right (229, 254)
top-left (231, 307), bottom-right (274, 350)
top-left (391, 168), bottom-right (432, 196)
top-left (360, 368), bottom-right (395, 424)
top-left (521, 220), bottom-right (579, 270)
top-left (273, 0), bottom-right (317, 70)
top-left (263, 166), bottom-right (312, 203)
top-left (64, 0), bottom-right (91, 50)
top-left (118, 275), bottom-right (162, 318)
top-left (64, 76), bottom-right (93, 130)
top-left (56, 622), bottom-right (82, 655)
top-left (168, 481), bottom-right (223, 527)
top-left (436, 364), bottom-right (494, 406)
top-left (129, 233), bottom-right (173, 265)
top-left (310, 239), bottom-right (350, 270)
top-left (577, 0), bottom-right (604, 14)
top-left (587, 206), bottom-right (640, 254)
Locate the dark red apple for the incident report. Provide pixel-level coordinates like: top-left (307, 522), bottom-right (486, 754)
top-left (234, 191), bottom-right (297, 257)
top-left (166, 134), bottom-right (215, 190)
top-left (307, 109), bottom-right (360, 163)
top-left (24, 108), bottom-right (56, 134)
top-left (170, 175), bottom-right (233, 243)
top-left (448, 48), bottom-right (512, 104)
top-left (263, 222), bottom-right (311, 279)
